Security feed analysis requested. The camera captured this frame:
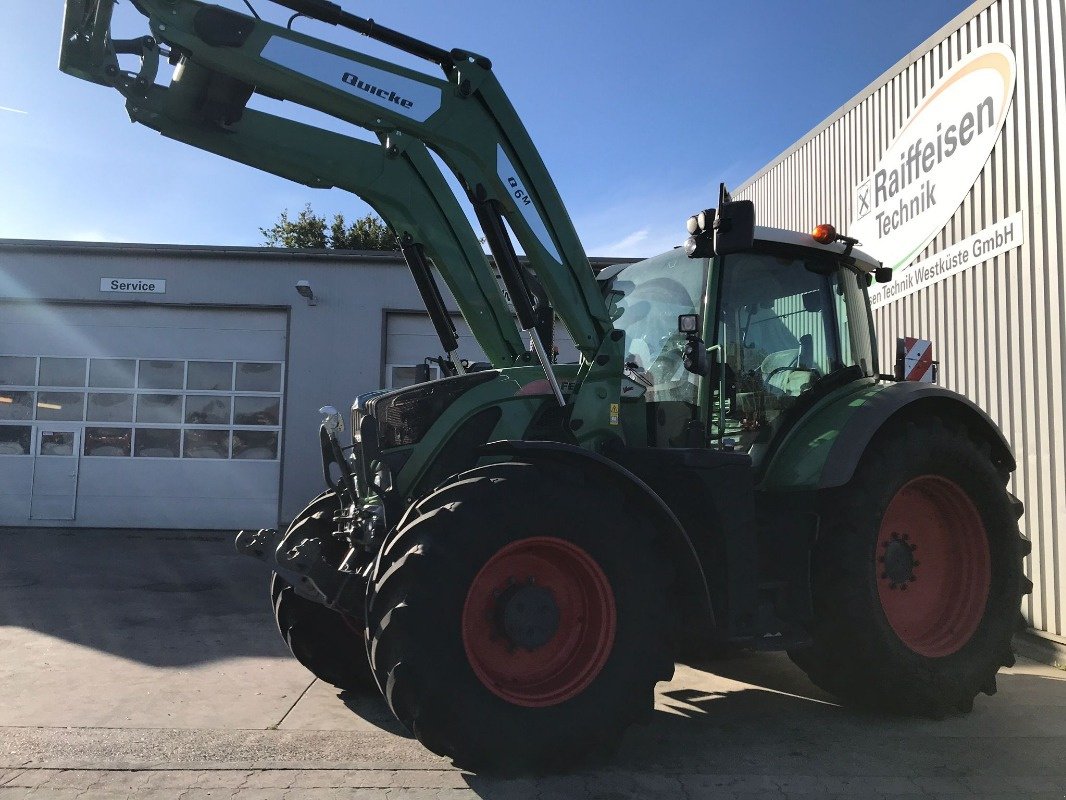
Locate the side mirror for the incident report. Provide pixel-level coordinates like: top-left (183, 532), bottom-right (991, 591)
top-left (414, 363), bottom-right (431, 383)
top-left (714, 200), bottom-right (755, 255)
top-left (683, 200), bottom-right (755, 258)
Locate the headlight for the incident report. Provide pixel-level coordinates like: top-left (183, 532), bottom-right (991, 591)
top-left (350, 407), bottom-right (363, 442)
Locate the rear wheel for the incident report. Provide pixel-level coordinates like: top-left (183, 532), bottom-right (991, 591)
top-left (790, 415), bottom-right (1032, 716)
top-left (270, 491), bottom-right (374, 693)
top-left (366, 461), bottom-right (675, 773)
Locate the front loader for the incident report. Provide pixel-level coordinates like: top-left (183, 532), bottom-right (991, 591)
top-left (61, 0), bottom-right (1032, 773)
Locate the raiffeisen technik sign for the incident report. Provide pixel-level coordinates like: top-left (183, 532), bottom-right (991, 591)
top-left (852, 43), bottom-right (1018, 287)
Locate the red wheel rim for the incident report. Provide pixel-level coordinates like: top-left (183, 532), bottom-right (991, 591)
top-left (877, 475), bottom-right (991, 658)
top-left (461, 537), bottom-right (616, 707)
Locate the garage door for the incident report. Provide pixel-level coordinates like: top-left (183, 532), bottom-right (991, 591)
top-left (384, 312), bottom-right (579, 389)
top-left (0, 303), bottom-right (286, 529)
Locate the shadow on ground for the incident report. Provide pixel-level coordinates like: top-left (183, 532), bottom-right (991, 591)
top-left (0, 527), bottom-right (282, 666)
top-left (338, 689), bottom-right (413, 738)
top-left (461, 653), bottom-right (1066, 793)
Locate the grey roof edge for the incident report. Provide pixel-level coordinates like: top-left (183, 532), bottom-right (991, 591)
top-left (736, 0), bottom-right (998, 193)
top-left (0, 238), bottom-right (634, 268)
top-left (0, 238), bottom-right (404, 262)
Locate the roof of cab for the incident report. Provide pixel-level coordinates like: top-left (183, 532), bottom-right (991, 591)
top-left (754, 225), bottom-right (881, 272)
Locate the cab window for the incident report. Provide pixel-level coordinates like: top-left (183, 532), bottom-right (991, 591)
top-left (715, 250), bottom-right (859, 449)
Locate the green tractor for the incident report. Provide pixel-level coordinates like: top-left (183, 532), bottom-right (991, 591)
top-left (62, 0), bottom-right (1031, 772)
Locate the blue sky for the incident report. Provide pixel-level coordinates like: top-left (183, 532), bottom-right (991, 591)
top-left (1, 1), bottom-right (972, 256)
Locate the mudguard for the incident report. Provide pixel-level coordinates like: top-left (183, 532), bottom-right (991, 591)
top-left (759, 380), bottom-right (1015, 492)
top-left (480, 440), bottom-right (717, 642)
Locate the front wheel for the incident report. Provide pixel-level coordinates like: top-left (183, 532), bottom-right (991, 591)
top-left (365, 461), bottom-right (676, 773)
top-left (270, 491), bottom-right (375, 693)
top-left (790, 415), bottom-right (1032, 716)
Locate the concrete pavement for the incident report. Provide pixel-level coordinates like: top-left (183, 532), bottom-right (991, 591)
top-left (1, 528), bottom-right (1065, 799)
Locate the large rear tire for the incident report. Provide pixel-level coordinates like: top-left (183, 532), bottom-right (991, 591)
top-left (790, 414), bottom-right (1032, 716)
top-left (365, 461), bottom-right (675, 773)
top-left (271, 492), bottom-right (375, 693)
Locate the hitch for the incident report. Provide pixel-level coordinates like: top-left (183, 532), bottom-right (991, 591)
top-left (235, 527), bottom-right (363, 610)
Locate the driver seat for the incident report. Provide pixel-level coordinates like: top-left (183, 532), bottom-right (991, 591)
top-left (764, 334), bottom-right (817, 397)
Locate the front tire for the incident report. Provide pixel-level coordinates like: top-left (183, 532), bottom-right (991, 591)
top-left (790, 414), bottom-right (1032, 716)
top-left (366, 461), bottom-right (675, 773)
top-left (270, 492), bottom-right (375, 693)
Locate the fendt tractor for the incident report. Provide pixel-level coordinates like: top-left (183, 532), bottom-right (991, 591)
top-left (61, 0), bottom-right (1032, 772)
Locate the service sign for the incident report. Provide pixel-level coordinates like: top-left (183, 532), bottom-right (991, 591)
top-left (851, 43), bottom-right (1017, 272)
top-left (100, 277), bottom-right (166, 294)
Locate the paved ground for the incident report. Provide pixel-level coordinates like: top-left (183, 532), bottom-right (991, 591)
top-left (1, 528), bottom-right (1064, 799)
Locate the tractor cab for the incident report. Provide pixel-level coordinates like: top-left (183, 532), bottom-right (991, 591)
top-left (602, 222), bottom-right (883, 467)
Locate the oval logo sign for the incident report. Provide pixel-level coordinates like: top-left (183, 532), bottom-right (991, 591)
top-left (850, 43), bottom-right (1016, 270)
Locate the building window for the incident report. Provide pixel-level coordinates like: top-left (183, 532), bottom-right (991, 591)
top-left (39, 358), bottom-right (86, 388)
top-left (234, 396), bottom-right (279, 426)
top-left (0, 391), bottom-right (34, 421)
top-left (36, 392), bottom-right (85, 421)
top-left (184, 429), bottom-right (231, 459)
top-left (134, 428), bottom-right (181, 458)
top-left (89, 359), bottom-right (136, 389)
top-left (87, 393), bottom-right (134, 423)
top-left (236, 362), bottom-right (282, 392)
top-left (84, 427), bottom-right (132, 457)
top-left (0, 356), bottom-right (36, 386)
top-left (232, 430), bottom-right (278, 460)
top-left (39, 430), bottom-right (75, 456)
top-left (138, 360), bottom-right (184, 390)
top-left (136, 394), bottom-right (183, 424)
top-left (0, 425), bottom-right (31, 456)
top-left (185, 395), bottom-right (232, 425)
top-left (188, 361), bottom-right (233, 391)
top-left (0, 355), bottom-right (283, 461)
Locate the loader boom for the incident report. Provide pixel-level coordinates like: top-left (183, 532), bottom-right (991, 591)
top-left (130, 67), bottom-right (526, 367)
top-left (60, 0), bottom-right (613, 347)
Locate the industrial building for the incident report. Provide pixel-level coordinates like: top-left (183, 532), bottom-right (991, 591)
top-left (735, 0), bottom-right (1065, 646)
top-left (0, 240), bottom-right (588, 531)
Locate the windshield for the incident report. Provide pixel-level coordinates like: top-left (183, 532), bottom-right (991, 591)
top-left (606, 250), bottom-right (705, 401)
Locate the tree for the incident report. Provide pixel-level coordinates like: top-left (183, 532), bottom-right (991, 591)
top-left (260, 204), bottom-right (399, 250)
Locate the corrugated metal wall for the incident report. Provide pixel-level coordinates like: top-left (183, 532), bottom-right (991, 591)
top-left (735, 0), bottom-right (1065, 636)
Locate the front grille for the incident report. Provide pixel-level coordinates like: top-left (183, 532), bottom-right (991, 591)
top-left (367, 371), bottom-right (498, 449)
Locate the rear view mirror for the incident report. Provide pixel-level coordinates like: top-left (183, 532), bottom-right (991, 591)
top-left (714, 200), bottom-right (755, 255)
top-left (802, 291), bottom-right (822, 313)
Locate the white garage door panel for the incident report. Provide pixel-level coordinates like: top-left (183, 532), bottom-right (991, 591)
top-left (386, 312), bottom-right (486, 365)
top-left (0, 461), bottom-right (31, 519)
top-left (0, 303), bottom-right (286, 530)
top-left (385, 312), bottom-right (581, 386)
top-left (74, 498), bottom-right (278, 529)
top-left (0, 306), bottom-right (285, 361)
top-left (76, 460), bottom-right (280, 500)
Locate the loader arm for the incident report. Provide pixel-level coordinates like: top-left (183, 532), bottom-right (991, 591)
top-left (60, 0), bottom-right (614, 350)
top-left (122, 74), bottom-right (526, 367)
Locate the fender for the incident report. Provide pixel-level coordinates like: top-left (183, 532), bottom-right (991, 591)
top-left (820, 381), bottom-right (1015, 487)
top-left (480, 440), bottom-right (717, 642)
top-left (760, 380), bottom-right (1014, 491)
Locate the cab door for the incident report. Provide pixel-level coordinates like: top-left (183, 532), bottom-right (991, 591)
top-left (30, 426), bottom-right (82, 521)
